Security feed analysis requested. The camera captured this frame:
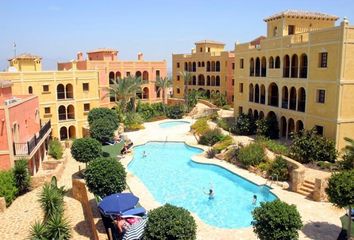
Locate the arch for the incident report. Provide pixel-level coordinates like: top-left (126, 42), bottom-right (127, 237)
top-left (192, 62), bottom-right (196, 72)
top-left (156, 86), bottom-right (161, 98)
top-left (202, 61), bottom-right (205, 67)
top-left (275, 56), bottom-right (281, 68)
top-left (215, 90), bottom-right (220, 94)
top-left (289, 87), bottom-right (297, 110)
top-left (28, 86), bottom-right (33, 94)
top-left (254, 84), bottom-right (260, 103)
top-left (184, 62), bottom-right (188, 71)
top-left (109, 71), bottom-right (115, 84)
top-left (206, 90), bottom-right (210, 98)
top-left (254, 110), bottom-right (259, 120)
top-left (59, 127), bottom-right (68, 141)
top-left (135, 71), bottom-right (142, 78)
top-left (296, 120), bottom-right (304, 132)
top-left (268, 83), bottom-right (279, 107)
top-left (298, 87), bottom-right (306, 112)
top-left (267, 111), bottom-right (277, 120)
top-left (211, 61), bottom-right (216, 72)
top-left (248, 108), bottom-right (253, 117)
top-left (57, 84), bottom-right (65, 100)
top-left (188, 62), bottom-right (192, 72)
top-left (250, 58), bottom-right (255, 76)
top-left (288, 118), bottom-right (295, 138)
top-left (260, 84), bottom-right (266, 104)
top-left (215, 61), bottom-right (220, 72)
top-left (291, 54), bottom-right (299, 78)
top-left (255, 57), bottom-right (260, 77)
top-left (67, 105), bottom-right (75, 119)
top-left (198, 75), bottom-right (205, 86)
top-left (198, 62), bottom-right (201, 67)
top-left (207, 61), bottom-right (211, 72)
top-left (283, 55), bottom-right (290, 78)
top-left (116, 71), bottom-right (121, 80)
top-left (211, 76), bottom-right (216, 86)
top-left (273, 26), bottom-right (278, 36)
top-left (142, 71), bottom-right (149, 81)
top-left (143, 87), bottom-right (149, 99)
top-left (58, 105), bottom-right (66, 120)
top-left (66, 84), bottom-right (73, 99)
top-left (249, 84), bottom-right (254, 102)
top-left (68, 126), bottom-right (76, 139)
top-left (261, 57), bottom-right (267, 77)
top-left (259, 111), bottom-right (265, 119)
top-left (300, 54), bottom-right (308, 78)
top-left (269, 56), bottom-right (274, 69)
top-left (280, 116), bottom-right (287, 138)
top-left (281, 86), bottom-right (289, 109)
top-left (192, 76), bottom-right (196, 85)
top-left (206, 76), bottom-right (211, 86)
top-left (215, 76), bottom-right (220, 86)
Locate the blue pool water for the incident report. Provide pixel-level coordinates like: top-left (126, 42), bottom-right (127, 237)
top-left (159, 121), bottom-right (190, 128)
top-left (128, 142), bottom-right (277, 229)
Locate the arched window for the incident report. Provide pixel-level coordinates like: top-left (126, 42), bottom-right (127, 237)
top-left (215, 61), bottom-right (220, 72)
top-left (143, 71), bottom-right (149, 81)
top-left (198, 75), bottom-right (205, 86)
top-left (66, 84), bottom-right (73, 99)
top-left (298, 88), bottom-right (306, 112)
top-left (211, 61), bottom-right (216, 72)
top-left (260, 84), bottom-right (266, 104)
top-left (273, 27), bottom-right (278, 37)
top-left (300, 54), bottom-right (308, 78)
top-left (261, 57), bottom-right (267, 77)
top-left (215, 76), bottom-right (220, 86)
top-left (281, 86), bottom-right (289, 109)
top-left (28, 86), bottom-right (33, 94)
top-left (60, 127), bottom-right (68, 141)
top-left (143, 87), bottom-right (149, 99)
top-left (249, 84), bottom-right (254, 102)
top-left (192, 62), bottom-right (196, 72)
top-left (184, 62), bottom-right (188, 71)
top-left (275, 56), bottom-right (281, 68)
top-left (249, 58), bottom-right (255, 76)
top-left (69, 126), bottom-right (76, 139)
top-left (255, 84), bottom-right (260, 103)
top-left (269, 57), bottom-right (274, 69)
top-left (109, 71), bottom-right (115, 84)
top-left (206, 76), bottom-right (210, 86)
top-left (291, 54), bottom-right (299, 78)
top-left (296, 120), bottom-right (304, 133)
top-left (255, 58), bottom-right (260, 77)
top-left (57, 84), bottom-right (65, 100)
top-left (283, 55), bottom-right (290, 78)
top-left (288, 118), bottom-right (295, 138)
top-left (192, 76), bottom-right (196, 85)
top-left (188, 62), bottom-right (192, 72)
top-left (289, 87), bottom-right (297, 110)
top-left (280, 116), bottom-right (287, 138)
top-left (116, 71), bottom-right (121, 80)
top-left (67, 105), bottom-right (75, 119)
top-left (207, 61), bottom-right (211, 72)
top-left (58, 105), bottom-right (66, 120)
top-left (268, 83), bottom-right (279, 107)
top-left (135, 71), bottom-right (142, 78)
top-left (211, 76), bottom-right (215, 86)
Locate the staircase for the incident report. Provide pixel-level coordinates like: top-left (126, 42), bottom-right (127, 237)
top-left (298, 179), bottom-right (315, 197)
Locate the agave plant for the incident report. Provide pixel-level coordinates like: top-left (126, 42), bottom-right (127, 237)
top-left (29, 221), bottom-right (47, 240)
top-left (14, 158), bottom-right (31, 195)
top-left (45, 213), bottom-right (71, 240)
top-left (39, 183), bottom-right (64, 221)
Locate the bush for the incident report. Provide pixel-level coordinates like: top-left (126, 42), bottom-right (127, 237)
top-left (255, 137), bottom-right (289, 155)
top-left (166, 104), bottom-right (185, 119)
top-left (71, 138), bottom-right (102, 164)
top-left (212, 135), bottom-right (233, 153)
top-left (338, 153), bottom-right (354, 170)
top-left (224, 145), bottom-right (242, 164)
top-left (39, 183), bottom-right (65, 221)
top-left (84, 157), bottom-right (126, 198)
top-left (90, 118), bottom-right (116, 144)
top-left (317, 161), bottom-right (334, 170)
top-left (88, 108), bottom-right (119, 130)
top-left (45, 213), bottom-right (71, 240)
top-left (14, 158), bottom-right (31, 194)
top-left (125, 123), bottom-right (145, 131)
top-left (137, 102), bottom-right (166, 121)
top-left (252, 200), bottom-right (302, 240)
top-left (191, 118), bottom-right (209, 135)
top-left (256, 115), bottom-right (279, 139)
top-left (0, 170), bottom-right (18, 206)
top-left (290, 128), bottom-right (338, 163)
top-left (235, 113), bottom-right (255, 135)
top-left (237, 143), bottom-right (265, 168)
top-left (48, 139), bottom-right (63, 160)
top-left (144, 204), bottom-right (196, 240)
top-left (29, 221), bottom-right (47, 240)
top-left (210, 92), bottom-right (227, 107)
top-left (268, 156), bottom-right (289, 181)
top-left (198, 128), bottom-right (224, 146)
top-left (257, 161), bottom-right (271, 173)
top-left (206, 148), bottom-right (217, 159)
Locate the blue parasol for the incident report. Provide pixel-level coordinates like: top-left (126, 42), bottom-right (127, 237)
top-left (98, 193), bottom-right (139, 216)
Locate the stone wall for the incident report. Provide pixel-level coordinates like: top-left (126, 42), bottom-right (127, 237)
top-left (313, 178), bottom-right (329, 201)
top-left (167, 98), bottom-right (184, 106)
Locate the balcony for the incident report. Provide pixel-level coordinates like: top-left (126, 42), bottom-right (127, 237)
top-left (13, 120), bottom-right (51, 156)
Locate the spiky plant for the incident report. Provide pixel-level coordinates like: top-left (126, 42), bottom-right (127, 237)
top-left (45, 213), bottom-right (71, 240)
top-left (14, 158), bottom-right (31, 195)
top-left (39, 183), bottom-right (64, 221)
top-left (29, 221), bottom-right (47, 240)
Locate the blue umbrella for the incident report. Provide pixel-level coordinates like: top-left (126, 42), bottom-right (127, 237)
top-left (98, 193), bottom-right (139, 216)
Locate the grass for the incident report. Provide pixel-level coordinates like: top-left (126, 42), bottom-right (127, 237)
top-left (340, 214), bottom-right (354, 238)
top-left (255, 137), bottom-right (289, 155)
top-left (102, 141), bottom-right (125, 158)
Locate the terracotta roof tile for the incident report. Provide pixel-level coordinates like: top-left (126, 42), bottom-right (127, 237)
top-left (264, 10), bottom-right (339, 22)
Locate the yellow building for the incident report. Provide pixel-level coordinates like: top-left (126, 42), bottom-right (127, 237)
top-left (234, 10), bottom-right (354, 150)
top-left (172, 40), bottom-right (235, 103)
top-left (0, 54), bottom-right (100, 140)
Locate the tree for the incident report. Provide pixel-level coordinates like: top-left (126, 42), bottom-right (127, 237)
top-left (13, 158), bottom-right (31, 194)
top-left (326, 170), bottom-right (354, 239)
top-left (71, 138), bottom-right (102, 164)
top-left (179, 71), bottom-right (192, 111)
top-left (155, 76), bottom-right (172, 104)
top-left (90, 118), bottom-right (116, 144)
top-left (87, 108), bottom-right (119, 129)
top-left (252, 200), bottom-right (303, 240)
top-left (340, 137), bottom-right (354, 170)
top-left (234, 113), bottom-right (255, 135)
top-left (144, 204), bottom-right (196, 240)
top-left (84, 157), bottom-right (126, 198)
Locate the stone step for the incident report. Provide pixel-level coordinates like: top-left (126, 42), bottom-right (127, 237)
top-left (299, 185), bottom-right (314, 193)
top-left (298, 189), bottom-right (313, 197)
top-left (302, 182), bottom-right (315, 190)
top-left (304, 180), bottom-right (315, 186)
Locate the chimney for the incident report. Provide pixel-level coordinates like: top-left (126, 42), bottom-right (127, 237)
top-left (77, 52), bottom-right (83, 61)
top-left (138, 52), bottom-right (144, 61)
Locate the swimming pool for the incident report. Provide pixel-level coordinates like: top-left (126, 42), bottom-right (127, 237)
top-left (128, 142), bottom-right (277, 229)
top-left (158, 120), bottom-right (190, 128)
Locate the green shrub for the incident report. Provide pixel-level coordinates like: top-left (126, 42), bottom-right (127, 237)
top-left (191, 118), bottom-right (209, 135)
top-left (198, 128), bottom-right (224, 146)
top-left (166, 104), bottom-right (186, 119)
top-left (317, 161), bottom-right (334, 170)
top-left (88, 108), bottom-right (119, 129)
top-left (222, 105), bottom-right (231, 110)
top-left (48, 139), bottom-right (63, 160)
top-left (257, 161), bottom-right (271, 173)
top-left (14, 158), bottom-right (31, 194)
top-left (256, 115), bottom-right (279, 139)
top-left (144, 204), bottom-right (197, 240)
top-left (90, 118), bottom-right (116, 144)
top-left (137, 102), bottom-right (167, 121)
top-left (125, 112), bottom-right (143, 126)
top-left (268, 156), bottom-right (289, 181)
top-left (237, 143), bottom-right (265, 168)
top-left (290, 128), bottom-right (338, 163)
top-left (39, 183), bottom-right (65, 221)
top-left (45, 213), bottom-right (71, 240)
top-left (84, 157), bottom-right (126, 198)
top-left (252, 200), bottom-right (303, 240)
top-left (71, 138), bottom-right (102, 164)
top-left (0, 170), bottom-right (18, 206)
top-left (255, 137), bottom-right (289, 155)
top-left (235, 113), bottom-right (255, 135)
top-left (212, 135), bottom-right (233, 153)
top-left (29, 221), bottom-right (47, 240)
top-left (210, 92), bottom-right (227, 107)
top-left (206, 148), bottom-right (217, 159)
top-left (224, 145), bottom-right (241, 164)
top-left (338, 153), bottom-right (354, 170)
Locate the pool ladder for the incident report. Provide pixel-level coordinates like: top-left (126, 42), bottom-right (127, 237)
top-left (265, 174), bottom-right (279, 187)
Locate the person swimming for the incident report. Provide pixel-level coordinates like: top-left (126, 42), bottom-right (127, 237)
top-left (204, 183), bottom-right (215, 199)
top-left (252, 195), bottom-right (257, 205)
top-left (142, 151), bottom-right (147, 158)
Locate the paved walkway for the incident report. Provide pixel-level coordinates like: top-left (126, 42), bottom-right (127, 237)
top-left (0, 149), bottom-right (91, 240)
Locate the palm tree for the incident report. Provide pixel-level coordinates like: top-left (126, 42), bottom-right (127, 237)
top-left (155, 76), bottom-right (172, 104)
top-left (179, 71), bottom-right (192, 110)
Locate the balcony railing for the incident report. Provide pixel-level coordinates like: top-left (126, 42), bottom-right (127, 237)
top-left (13, 120), bottom-right (51, 156)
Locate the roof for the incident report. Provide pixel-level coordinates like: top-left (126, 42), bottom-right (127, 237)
top-left (8, 53), bottom-right (42, 61)
top-left (264, 10), bottom-right (339, 22)
top-left (87, 48), bottom-right (118, 54)
top-left (0, 80), bottom-right (13, 88)
top-left (250, 36), bottom-right (266, 46)
top-left (195, 40), bottom-right (225, 45)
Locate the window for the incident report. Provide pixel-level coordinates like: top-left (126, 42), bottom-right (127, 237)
top-left (239, 59), bottom-right (244, 69)
top-left (43, 85), bottom-right (49, 92)
top-left (273, 26), bottom-right (278, 37)
top-left (200, 47), bottom-right (203, 52)
top-left (156, 70), bottom-right (160, 78)
top-left (288, 25), bottom-right (295, 35)
top-left (232, 95), bottom-right (234, 102)
top-left (239, 83), bottom-right (244, 93)
top-left (83, 83), bottom-right (89, 91)
top-left (177, 62), bottom-right (180, 68)
top-left (126, 72), bottom-right (131, 77)
top-left (232, 63), bottom-right (235, 70)
top-left (28, 86), bottom-right (33, 94)
top-left (232, 79), bottom-right (235, 86)
top-left (177, 75), bottom-right (180, 81)
top-left (44, 107), bottom-right (51, 114)
top-left (238, 106), bottom-right (243, 114)
top-left (207, 47), bottom-right (210, 52)
top-left (315, 125), bottom-right (324, 136)
top-left (319, 52), bottom-right (328, 68)
top-left (84, 103), bottom-right (90, 112)
top-left (316, 89), bottom-right (326, 103)
top-left (176, 88), bottom-right (180, 94)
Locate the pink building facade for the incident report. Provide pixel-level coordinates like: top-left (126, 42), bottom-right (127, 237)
top-left (0, 81), bottom-right (51, 174)
top-left (58, 49), bottom-right (167, 108)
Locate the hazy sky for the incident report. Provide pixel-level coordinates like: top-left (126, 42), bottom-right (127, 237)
top-left (1, 0), bottom-right (353, 71)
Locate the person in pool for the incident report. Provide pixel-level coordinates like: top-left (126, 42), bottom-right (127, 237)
top-left (203, 184), bottom-right (215, 199)
top-left (252, 195), bottom-right (257, 205)
top-left (142, 151), bottom-right (147, 158)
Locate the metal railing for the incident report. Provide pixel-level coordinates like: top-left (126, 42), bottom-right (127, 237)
top-left (13, 120), bottom-right (51, 156)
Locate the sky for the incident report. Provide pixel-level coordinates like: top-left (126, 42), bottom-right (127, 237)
top-left (1, 0), bottom-right (354, 72)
